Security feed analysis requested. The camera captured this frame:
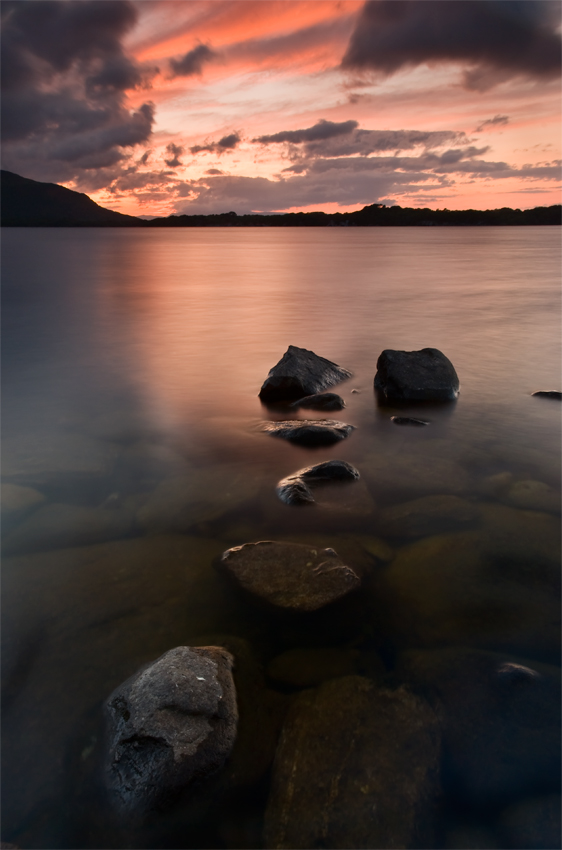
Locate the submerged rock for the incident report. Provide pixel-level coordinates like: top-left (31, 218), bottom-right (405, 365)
top-left (259, 346), bottom-right (352, 402)
top-left (262, 419), bottom-right (354, 446)
top-left (105, 646), bottom-right (237, 816)
top-left (390, 415), bottom-right (430, 426)
top-left (1, 483), bottom-right (45, 526)
top-left (532, 391), bottom-right (561, 399)
top-left (264, 676), bottom-right (441, 849)
top-left (266, 647), bottom-right (362, 688)
top-left (290, 392), bottom-right (346, 411)
top-left (398, 647), bottom-right (561, 807)
top-left (276, 460), bottom-right (360, 505)
top-left (2, 502), bottom-right (133, 555)
top-left (497, 794), bottom-right (562, 850)
top-left (503, 479), bottom-right (561, 514)
top-left (1, 433), bottom-right (118, 486)
top-left (218, 540), bottom-right (360, 612)
top-left (378, 494), bottom-right (478, 538)
top-left (375, 348), bottom-right (459, 401)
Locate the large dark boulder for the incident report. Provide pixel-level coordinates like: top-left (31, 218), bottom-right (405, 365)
top-left (259, 346), bottom-right (352, 402)
top-left (262, 419), bottom-right (354, 446)
top-left (375, 348), bottom-right (459, 401)
top-left (104, 646), bottom-right (238, 816)
top-left (276, 460), bottom-right (360, 505)
top-left (264, 676), bottom-right (441, 849)
top-left (218, 540), bottom-right (360, 612)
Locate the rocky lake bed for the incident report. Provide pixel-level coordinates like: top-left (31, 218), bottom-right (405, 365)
top-left (1, 344), bottom-right (561, 850)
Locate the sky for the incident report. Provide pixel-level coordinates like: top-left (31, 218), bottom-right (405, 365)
top-left (2, 0), bottom-right (561, 216)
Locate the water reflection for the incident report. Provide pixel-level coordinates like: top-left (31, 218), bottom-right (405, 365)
top-left (1, 227), bottom-right (560, 849)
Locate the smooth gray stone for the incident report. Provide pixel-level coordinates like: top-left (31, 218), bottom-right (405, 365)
top-left (264, 677), bottom-right (441, 850)
top-left (532, 391), bottom-right (561, 399)
top-left (259, 346), bottom-right (352, 402)
top-left (276, 460), bottom-right (360, 505)
top-left (290, 392), bottom-right (346, 411)
top-left (375, 348), bottom-right (460, 401)
top-left (219, 540), bottom-right (360, 612)
top-left (105, 646), bottom-right (237, 816)
top-left (262, 419), bottom-right (354, 446)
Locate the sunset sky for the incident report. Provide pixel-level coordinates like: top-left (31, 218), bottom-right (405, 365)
top-left (2, 0), bottom-right (561, 216)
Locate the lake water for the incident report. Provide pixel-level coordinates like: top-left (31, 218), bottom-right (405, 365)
top-left (2, 227), bottom-right (560, 849)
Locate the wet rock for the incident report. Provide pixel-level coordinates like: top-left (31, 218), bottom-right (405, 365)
top-left (1, 483), bottom-right (45, 524)
top-left (264, 676), bottom-right (441, 849)
top-left (532, 390), bottom-right (561, 399)
top-left (105, 646), bottom-right (238, 816)
top-left (398, 647), bottom-right (561, 807)
top-left (290, 392), bottom-right (346, 411)
top-left (276, 460), bottom-right (360, 505)
top-left (2, 502), bottom-right (133, 555)
top-left (497, 794), bottom-right (561, 849)
top-left (218, 541), bottom-right (361, 612)
top-left (189, 634), bottom-right (289, 791)
top-left (137, 465), bottom-right (263, 533)
top-left (375, 347), bottom-right (460, 401)
top-left (372, 519), bottom-right (560, 657)
top-left (378, 494), bottom-right (478, 539)
top-left (390, 415), bottom-right (430, 426)
top-left (503, 479), bottom-right (561, 514)
top-left (262, 419), bottom-right (354, 446)
top-left (354, 535), bottom-right (395, 562)
top-left (259, 345), bottom-right (352, 403)
top-left (1, 433), bottom-right (118, 486)
top-left (266, 647), bottom-right (362, 688)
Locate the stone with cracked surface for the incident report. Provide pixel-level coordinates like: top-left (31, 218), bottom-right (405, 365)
top-left (105, 646), bottom-right (237, 816)
top-left (218, 541), bottom-right (360, 612)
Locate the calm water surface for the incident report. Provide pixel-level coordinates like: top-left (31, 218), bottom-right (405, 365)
top-left (2, 227), bottom-right (560, 849)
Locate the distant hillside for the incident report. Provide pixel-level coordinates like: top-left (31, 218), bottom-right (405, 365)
top-left (1, 170), bottom-right (143, 226)
top-left (2, 170), bottom-right (560, 227)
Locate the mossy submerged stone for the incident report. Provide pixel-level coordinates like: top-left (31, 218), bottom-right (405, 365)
top-left (218, 541), bottom-right (361, 612)
top-left (105, 646), bottom-right (237, 816)
top-left (262, 419), bottom-right (355, 447)
top-left (259, 345), bottom-right (352, 402)
top-left (264, 676), bottom-right (441, 849)
top-left (375, 348), bottom-right (459, 401)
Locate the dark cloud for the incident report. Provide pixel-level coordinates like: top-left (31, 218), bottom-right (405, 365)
top-left (168, 43), bottom-right (216, 78)
top-left (1, 0), bottom-right (155, 181)
top-left (254, 121), bottom-right (466, 161)
top-left (164, 142), bottom-right (184, 168)
top-left (206, 168), bottom-right (224, 175)
top-left (190, 132), bottom-right (241, 155)
top-left (342, 1), bottom-right (562, 90)
top-left (254, 119), bottom-right (359, 145)
top-left (474, 115), bottom-right (509, 133)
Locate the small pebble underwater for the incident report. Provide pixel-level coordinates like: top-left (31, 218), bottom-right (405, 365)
top-left (1, 226), bottom-right (560, 849)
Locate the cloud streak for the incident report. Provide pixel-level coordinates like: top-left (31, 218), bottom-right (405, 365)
top-left (190, 132), bottom-right (241, 155)
top-left (168, 43), bottom-right (216, 78)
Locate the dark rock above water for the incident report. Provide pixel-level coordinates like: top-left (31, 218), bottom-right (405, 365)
top-left (276, 460), bottom-right (360, 505)
top-left (375, 348), bottom-right (460, 401)
top-left (532, 390), bottom-right (562, 399)
top-left (105, 646), bottom-right (237, 816)
top-left (219, 540), bottom-right (360, 612)
top-left (264, 676), bottom-right (441, 850)
top-left (259, 346), bottom-right (352, 402)
top-left (262, 419), bottom-right (354, 446)
top-left (290, 392), bottom-right (346, 411)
